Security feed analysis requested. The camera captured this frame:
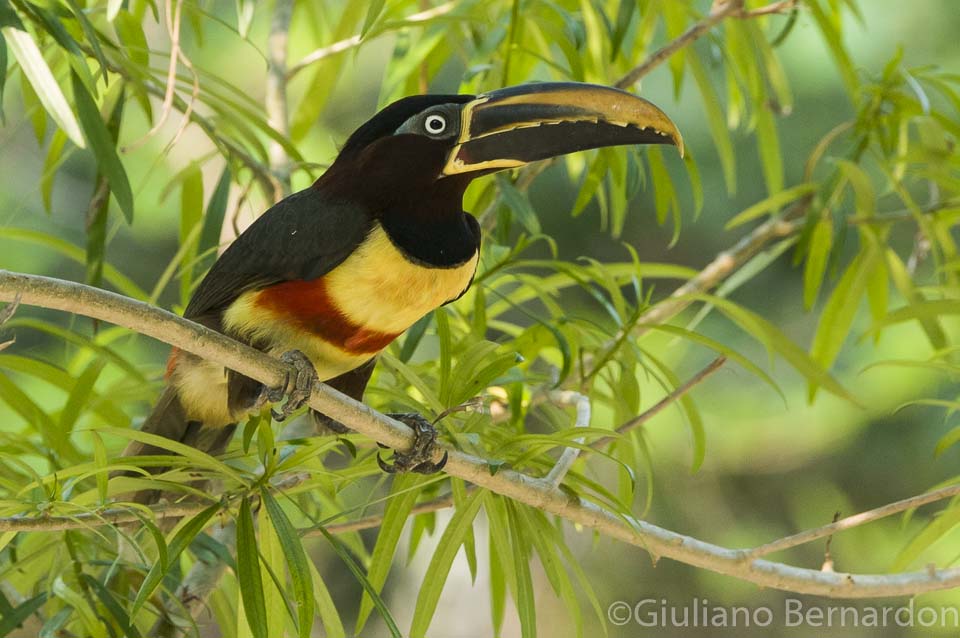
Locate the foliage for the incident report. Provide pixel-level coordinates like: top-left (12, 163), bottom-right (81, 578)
top-left (0, 0), bottom-right (958, 636)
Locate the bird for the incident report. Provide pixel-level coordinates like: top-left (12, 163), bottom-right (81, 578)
top-left (122, 82), bottom-right (683, 494)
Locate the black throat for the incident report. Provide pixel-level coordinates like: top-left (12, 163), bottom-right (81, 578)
top-left (380, 205), bottom-right (480, 268)
top-left (318, 134), bottom-right (481, 268)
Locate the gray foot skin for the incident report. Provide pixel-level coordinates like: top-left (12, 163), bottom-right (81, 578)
top-left (377, 413), bottom-right (449, 474)
top-left (260, 350), bottom-right (318, 422)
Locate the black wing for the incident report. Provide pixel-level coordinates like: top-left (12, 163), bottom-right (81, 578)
top-left (184, 187), bottom-right (373, 321)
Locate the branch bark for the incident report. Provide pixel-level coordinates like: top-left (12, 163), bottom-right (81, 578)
top-left (614, 0), bottom-right (800, 89)
top-left (3, 270), bottom-right (960, 598)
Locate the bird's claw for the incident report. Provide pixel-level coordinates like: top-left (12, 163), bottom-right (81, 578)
top-left (376, 413), bottom-right (448, 474)
top-left (260, 350), bottom-right (317, 422)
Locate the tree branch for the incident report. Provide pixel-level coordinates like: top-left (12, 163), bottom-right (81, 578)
top-left (747, 483), bottom-right (960, 559)
top-left (543, 391), bottom-right (590, 487)
top-left (590, 356), bottom-right (727, 449)
top-left (633, 213), bottom-right (804, 337)
top-left (285, 2), bottom-right (457, 80)
top-left (614, 0), bottom-right (799, 89)
top-left (3, 271), bottom-right (960, 597)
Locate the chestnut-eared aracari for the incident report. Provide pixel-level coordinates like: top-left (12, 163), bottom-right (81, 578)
top-left (124, 82), bottom-right (683, 486)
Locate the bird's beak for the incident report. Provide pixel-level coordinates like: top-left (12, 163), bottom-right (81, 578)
top-left (442, 82), bottom-right (684, 176)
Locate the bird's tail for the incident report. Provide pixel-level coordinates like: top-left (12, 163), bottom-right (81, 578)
top-left (121, 386), bottom-right (236, 505)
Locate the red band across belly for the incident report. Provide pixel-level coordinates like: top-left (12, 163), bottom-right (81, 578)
top-left (253, 278), bottom-right (400, 354)
top-left (165, 347), bottom-right (181, 379)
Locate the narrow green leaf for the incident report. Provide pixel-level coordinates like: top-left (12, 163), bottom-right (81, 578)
top-left (114, 10), bottom-right (149, 69)
top-left (835, 159), bottom-right (875, 216)
top-left (0, 593), bottom-right (46, 636)
top-left (356, 475), bottom-right (422, 632)
top-left (59, 355), bottom-right (106, 435)
top-left (179, 163), bottom-right (204, 302)
top-left (809, 250), bottom-right (873, 398)
top-left (311, 524), bottom-right (402, 638)
top-left (698, 294), bottom-right (858, 404)
top-left (236, 0), bottom-right (255, 37)
top-left (872, 300), bottom-right (960, 329)
top-left (688, 51), bottom-right (736, 193)
top-left (410, 490), bottom-right (486, 638)
top-left (195, 166), bottom-right (231, 278)
top-left (360, 0), bottom-right (386, 38)
top-left (725, 183), bottom-right (817, 230)
top-left (90, 432), bottom-right (108, 505)
top-left (399, 313), bottom-right (432, 363)
top-left (52, 577), bottom-right (105, 637)
top-left (71, 71), bottom-right (133, 222)
top-left (81, 575), bottom-right (143, 638)
top-left (520, 508), bottom-right (582, 637)
top-left (131, 504), bottom-right (219, 614)
top-left (572, 151), bottom-right (607, 216)
top-left (803, 218), bottom-right (833, 310)
top-left (498, 174), bottom-right (541, 235)
top-left (755, 104), bottom-right (783, 196)
top-left (0, 1), bottom-right (24, 29)
top-left (63, 0), bottom-right (109, 78)
top-left (305, 559), bottom-right (345, 638)
top-left (891, 505), bottom-right (960, 571)
top-left (261, 490), bottom-right (315, 638)
top-left (506, 502), bottom-right (536, 638)
top-left (807, 0), bottom-right (859, 100)
top-left (0, 372), bottom-right (64, 458)
top-left (935, 426), bottom-right (960, 458)
top-left (488, 522), bottom-right (507, 635)
top-left (237, 497), bottom-right (269, 638)
top-left (883, 249), bottom-right (947, 349)
top-left (101, 426), bottom-right (246, 483)
top-left (106, 0), bottom-right (123, 21)
top-left (3, 228), bottom-right (147, 299)
top-left (85, 174), bottom-right (109, 287)
top-left (41, 130), bottom-right (68, 212)
top-left (3, 26), bottom-right (84, 147)
top-left (0, 31), bottom-right (7, 124)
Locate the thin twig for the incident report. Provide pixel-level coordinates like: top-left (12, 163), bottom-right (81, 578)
top-left (614, 0), bottom-right (798, 89)
top-left (633, 213), bottom-right (805, 338)
top-left (0, 292), bottom-right (19, 351)
top-left (747, 483), bottom-right (960, 559)
top-left (152, 521), bottom-right (235, 638)
top-left (75, 39), bottom-right (278, 196)
top-left (124, 0), bottom-right (184, 151)
top-left (5, 271), bottom-right (960, 597)
top-left (543, 391), bottom-right (591, 487)
top-left (480, 0), bottom-right (784, 232)
top-left (163, 39), bottom-right (200, 153)
top-left (821, 511), bottom-right (840, 573)
top-left (286, 2), bottom-right (457, 79)
top-left (591, 356), bottom-right (727, 449)
top-left (305, 491), bottom-right (459, 537)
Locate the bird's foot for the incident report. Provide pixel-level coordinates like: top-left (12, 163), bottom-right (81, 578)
top-left (377, 413), bottom-right (448, 474)
top-left (259, 350), bottom-right (317, 422)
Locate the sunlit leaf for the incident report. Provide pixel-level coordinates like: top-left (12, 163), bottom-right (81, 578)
top-left (356, 475), bottom-right (423, 632)
top-left (803, 217), bottom-right (833, 310)
top-left (71, 71), bottom-right (134, 222)
top-left (3, 26), bottom-right (84, 147)
top-left (410, 490), bottom-right (486, 638)
top-left (261, 490), bottom-right (314, 638)
top-left (237, 497), bottom-right (268, 638)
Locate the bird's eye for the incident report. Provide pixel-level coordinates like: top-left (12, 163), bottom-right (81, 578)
top-left (424, 114), bottom-right (447, 135)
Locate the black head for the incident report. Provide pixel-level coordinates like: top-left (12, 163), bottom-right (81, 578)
top-left (319, 82), bottom-right (684, 217)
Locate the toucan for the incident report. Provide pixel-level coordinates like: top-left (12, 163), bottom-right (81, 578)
top-left (123, 82), bottom-right (683, 486)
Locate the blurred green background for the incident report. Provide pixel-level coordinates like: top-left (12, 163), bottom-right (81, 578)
top-left (2, 0), bottom-right (960, 636)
